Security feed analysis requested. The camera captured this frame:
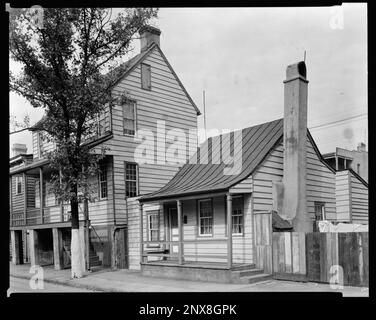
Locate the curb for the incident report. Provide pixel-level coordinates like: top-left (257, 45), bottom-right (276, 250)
top-left (10, 273), bottom-right (122, 292)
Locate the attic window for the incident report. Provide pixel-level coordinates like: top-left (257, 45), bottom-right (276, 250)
top-left (141, 63), bottom-right (151, 90)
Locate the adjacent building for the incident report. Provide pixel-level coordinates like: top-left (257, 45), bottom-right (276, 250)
top-left (9, 26), bottom-right (200, 270)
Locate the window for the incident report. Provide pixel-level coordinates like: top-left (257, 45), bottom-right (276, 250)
top-left (38, 131), bottom-right (45, 158)
top-left (97, 110), bottom-right (109, 136)
top-left (15, 176), bottom-right (23, 195)
top-left (198, 199), bottom-right (213, 236)
top-left (231, 196), bottom-right (244, 234)
top-left (314, 202), bottom-right (326, 221)
top-left (225, 196), bottom-right (244, 235)
top-left (98, 164), bottom-right (108, 199)
top-left (141, 63), bottom-right (151, 90)
top-left (125, 163), bottom-right (138, 197)
top-left (123, 100), bottom-right (136, 135)
top-left (147, 211), bottom-right (160, 241)
top-left (357, 163), bottom-right (360, 174)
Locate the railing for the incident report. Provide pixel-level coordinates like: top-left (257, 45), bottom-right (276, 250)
top-left (141, 239), bottom-right (231, 267)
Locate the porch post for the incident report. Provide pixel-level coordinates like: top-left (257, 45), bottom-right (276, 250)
top-left (39, 168), bottom-right (44, 224)
top-left (177, 200), bottom-right (183, 265)
top-left (9, 176), bottom-right (13, 216)
top-left (59, 169), bottom-right (64, 222)
top-left (29, 229), bottom-right (40, 267)
top-left (23, 173), bottom-right (27, 225)
top-left (226, 193), bottom-right (233, 269)
top-left (52, 228), bottom-right (64, 270)
top-left (11, 230), bottom-right (21, 264)
top-left (139, 203), bottom-right (144, 264)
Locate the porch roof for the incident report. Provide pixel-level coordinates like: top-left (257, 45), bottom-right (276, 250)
top-left (140, 118), bottom-right (283, 202)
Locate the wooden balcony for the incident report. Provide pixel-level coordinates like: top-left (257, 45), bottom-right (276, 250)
top-left (10, 204), bottom-right (83, 228)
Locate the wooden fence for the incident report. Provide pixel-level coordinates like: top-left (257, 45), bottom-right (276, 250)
top-left (272, 232), bottom-right (368, 287)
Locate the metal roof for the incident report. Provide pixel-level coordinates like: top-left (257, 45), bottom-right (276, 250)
top-left (140, 118), bottom-right (284, 202)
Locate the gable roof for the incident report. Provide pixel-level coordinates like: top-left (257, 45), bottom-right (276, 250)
top-left (111, 42), bottom-right (201, 115)
top-left (30, 42), bottom-right (200, 132)
top-left (140, 118), bottom-right (284, 202)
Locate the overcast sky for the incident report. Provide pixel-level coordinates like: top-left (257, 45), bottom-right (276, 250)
top-left (9, 5), bottom-right (367, 156)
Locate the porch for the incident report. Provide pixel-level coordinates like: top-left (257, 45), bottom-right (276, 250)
top-left (138, 192), bottom-right (271, 283)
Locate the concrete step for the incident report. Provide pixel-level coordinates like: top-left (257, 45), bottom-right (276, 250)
top-left (236, 273), bottom-right (273, 284)
top-left (232, 268), bottom-right (264, 278)
top-left (231, 264), bottom-right (256, 271)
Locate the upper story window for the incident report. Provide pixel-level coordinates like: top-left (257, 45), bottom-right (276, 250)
top-left (38, 131), bottom-right (45, 158)
top-left (141, 63), bottom-right (151, 90)
top-left (123, 100), bottom-right (136, 136)
top-left (97, 110), bottom-right (109, 137)
top-left (198, 199), bottom-right (213, 236)
top-left (98, 164), bottom-right (108, 199)
top-left (125, 162), bottom-right (138, 197)
top-left (15, 176), bottom-right (23, 195)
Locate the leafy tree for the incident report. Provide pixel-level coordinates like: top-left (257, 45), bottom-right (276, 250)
top-left (9, 7), bottom-right (158, 278)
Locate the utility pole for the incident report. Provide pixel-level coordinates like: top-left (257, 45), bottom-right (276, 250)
top-left (203, 90), bottom-right (207, 141)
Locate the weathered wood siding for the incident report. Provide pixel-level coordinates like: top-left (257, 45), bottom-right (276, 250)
top-left (252, 136), bottom-right (336, 221)
top-left (229, 176), bottom-right (253, 194)
top-left (349, 172), bottom-right (368, 224)
top-left (32, 131), bottom-right (56, 159)
top-left (335, 170), bottom-right (351, 221)
top-left (252, 140), bottom-right (284, 214)
top-left (306, 137), bottom-right (336, 221)
top-left (106, 47), bottom-right (198, 269)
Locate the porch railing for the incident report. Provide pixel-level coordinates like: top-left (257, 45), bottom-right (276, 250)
top-left (141, 239), bottom-right (231, 267)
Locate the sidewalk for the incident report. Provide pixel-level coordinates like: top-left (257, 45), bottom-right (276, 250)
top-left (9, 263), bottom-right (369, 297)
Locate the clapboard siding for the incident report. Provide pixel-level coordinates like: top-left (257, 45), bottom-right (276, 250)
top-left (306, 137), bottom-right (336, 221)
top-left (335, 171), bottom-right (351, 221)
top-left (108, 45), bottom-right (198, 269)
top-left (350, 172), bottom-right (368, 224)
top-left (252, 136), bottom-right (337, 222)
top-left (252, 141), bottom-right (284, 214)
top-left (10, 175), bottom-right (25, 213)
top-left (229, 176), bottom-right (253, 194)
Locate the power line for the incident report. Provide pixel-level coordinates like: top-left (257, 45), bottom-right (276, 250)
top-left (309, 113), bottom-right (367, 131)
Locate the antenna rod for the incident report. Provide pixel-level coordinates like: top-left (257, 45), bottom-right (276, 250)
top-left (203, 90), bottom-right (207, 140)
top-left (304, 50), bottom-right (306, 62)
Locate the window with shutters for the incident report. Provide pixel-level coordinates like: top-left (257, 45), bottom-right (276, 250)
top-left (141, 63), bottom-right (151, 90)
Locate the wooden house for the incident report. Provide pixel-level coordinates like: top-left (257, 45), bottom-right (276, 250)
top-left (9, 25), bottom-right (200, 270)
top-left (137, 61), bottom-right (369, 283)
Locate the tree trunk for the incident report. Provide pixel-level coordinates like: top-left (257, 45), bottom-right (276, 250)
top-left (70, 190), bottom-right (85, 278)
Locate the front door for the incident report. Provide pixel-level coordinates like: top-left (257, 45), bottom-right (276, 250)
top-left (168, 208), bottom-right (179, 254)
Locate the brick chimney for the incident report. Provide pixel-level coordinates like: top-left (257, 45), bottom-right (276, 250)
top-left (139, 25), bottom-right (161, 52)
top-left (12, 143), bottom-right (27, 156)
top-left (282, 61), bottom-right (311, 232)
top-left (357, 142), bottom-right (366, 152)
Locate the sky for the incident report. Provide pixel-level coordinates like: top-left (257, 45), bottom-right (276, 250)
top-left (9, 5), bottom-right (367, 156)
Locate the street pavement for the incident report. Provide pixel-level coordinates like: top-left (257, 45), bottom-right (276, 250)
top-left (9, 276), bottom-right (96, 294)
top-left (8, 263), bottom-right (369, 297)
